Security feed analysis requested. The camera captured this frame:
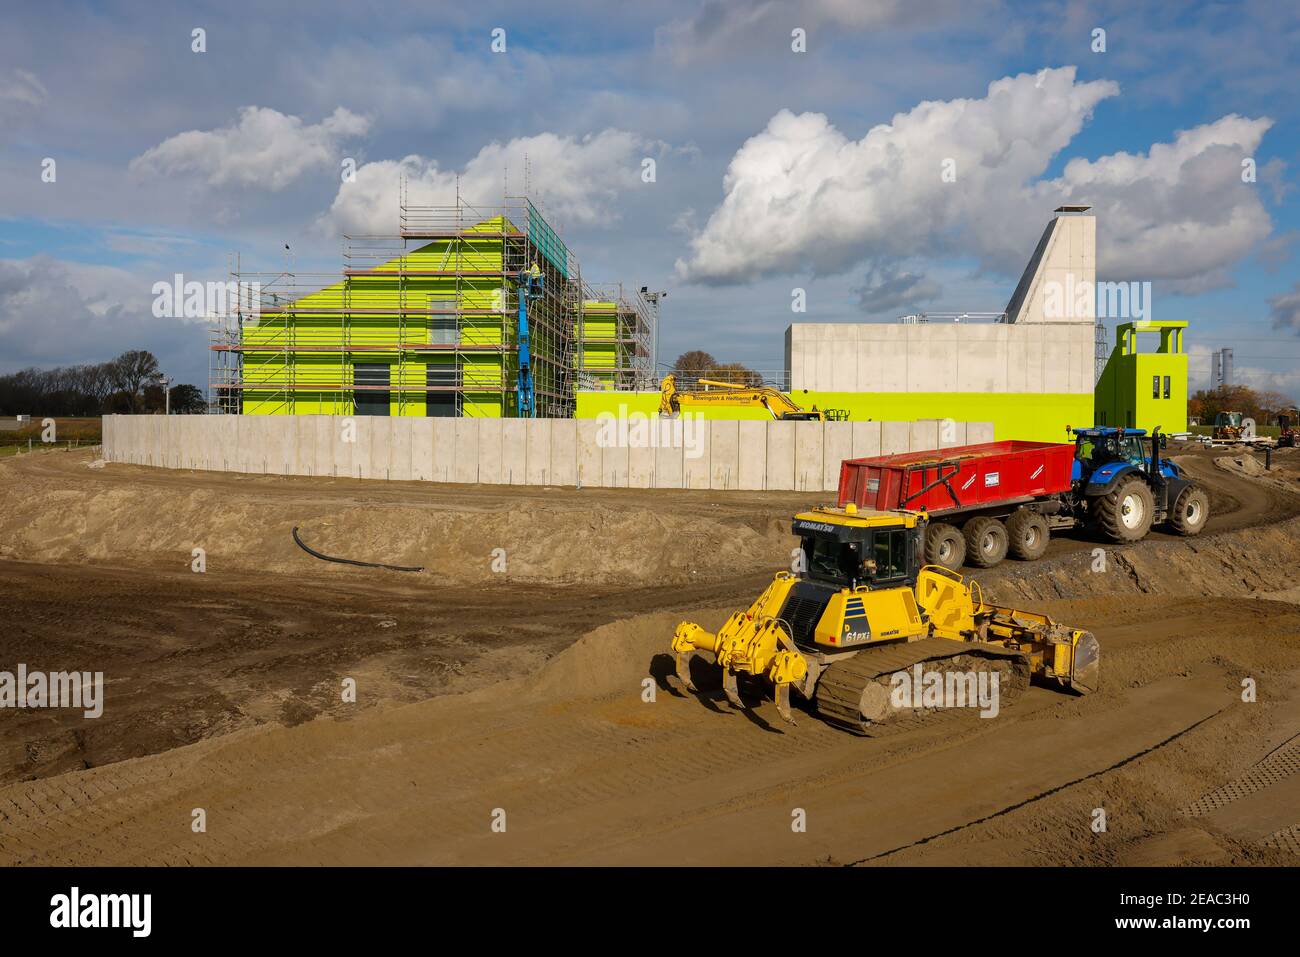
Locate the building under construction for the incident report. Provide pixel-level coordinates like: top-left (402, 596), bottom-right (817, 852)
top-left (210, 196), bottom-right (655, 417)
top-left (577, 283), bottom-right (655, 392)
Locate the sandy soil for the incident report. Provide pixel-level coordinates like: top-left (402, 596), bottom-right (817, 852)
top-left (1, 443), bottom-right (1298, 865)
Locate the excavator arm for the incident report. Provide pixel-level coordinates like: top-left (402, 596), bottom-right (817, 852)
top-left (658, 375), bottom-right (842, 421)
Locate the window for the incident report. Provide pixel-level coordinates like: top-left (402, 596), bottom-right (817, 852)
top-left (804, 537), bottom-right (851, 584)
top-left (429, 296), bottom-right (457, 345)
top-left (1152, 375), bottom-right (1160, 399)
top-left (352, 363), bottom-right (390, 416)
top-left (426, 363), bottom-right (458, 417)
top-left (870, 530), bottom-right (908, 581)
top-left (1163, 375), bottom-right (1171, 399)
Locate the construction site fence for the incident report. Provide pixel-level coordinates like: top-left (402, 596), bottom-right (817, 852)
top-left (102, 415), bottom-right (994, 493)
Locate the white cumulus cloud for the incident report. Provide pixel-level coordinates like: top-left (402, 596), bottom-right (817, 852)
top-left (677, 67), bottom-right (1275, 293)
top-left (130, 106), bottom-right (370, 191)
top-left (320, 129), bottom-right (654, 236)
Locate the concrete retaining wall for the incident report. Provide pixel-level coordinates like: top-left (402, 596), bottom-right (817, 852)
top-left (102, 415), bottom-right (995, 492)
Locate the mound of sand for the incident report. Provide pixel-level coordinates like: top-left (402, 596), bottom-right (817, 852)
top-left (0, 456), bottom-right (794, 586)
top-left (1215, 454), bottom-right (1265, 477)
top-left (523, 607), bottom-right (732, 700)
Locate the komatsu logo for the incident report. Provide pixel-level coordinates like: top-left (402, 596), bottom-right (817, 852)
top-left (796, 521), bottom-right (836, 533)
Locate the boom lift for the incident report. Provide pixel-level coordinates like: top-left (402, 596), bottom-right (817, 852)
top-left (670, 503), bottom-right (1098, 731)
top-left (659, 374), bottom-right (848, 421)
top-left (515, 263), bottom-right (543, 417)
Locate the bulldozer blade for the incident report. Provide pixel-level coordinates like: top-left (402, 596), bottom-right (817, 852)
top-left (722, 669), bottom-right (745, 710)
top-left (774, 683), bottom-right (796, 726)
top-left (673, 652), bottom-right (698, 693)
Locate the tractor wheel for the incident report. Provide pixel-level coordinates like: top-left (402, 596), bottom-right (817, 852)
top-left (1091, 476), bottom-right (1155, 543)
top-left (1169, 485), bottom-right (1209, 536)
top-left (1006, 509), bottom-right (1050, 561)
top-left (963, 516), bottom-right (1009, 568)
top-left (924, 523), bottom-right (966, 570)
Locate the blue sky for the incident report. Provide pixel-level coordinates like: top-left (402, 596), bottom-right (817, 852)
top-left (1, 0), bottom-right (1298, 397)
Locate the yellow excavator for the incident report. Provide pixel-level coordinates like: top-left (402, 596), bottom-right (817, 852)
top-left (659, 374), bottom-right (848, 421)
top-left (670, 503), bottom-right (1098, 732)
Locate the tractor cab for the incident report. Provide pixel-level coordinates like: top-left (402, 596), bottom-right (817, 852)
top-left (1070, 426), bottom-right (1176, 486)
top-left (1073, 427), bottom-right (1147, 470)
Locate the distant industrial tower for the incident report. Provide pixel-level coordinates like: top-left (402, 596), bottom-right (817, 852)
top-left (1094, 320), bottom-right (1108, 384)
top-left (1212, 348), bottom-right (1234, 388)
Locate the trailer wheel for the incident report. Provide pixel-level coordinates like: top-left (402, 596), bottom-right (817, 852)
top-left (924, 523), bottom-right (966, 570)
top-left (1090, 476), bottom-right (1155, 543)
top-left (1006, 509), bottom-right (1050, 561)
top-left (963, 517), bottom-right (1009, 568)
top-left (1169, 485), bottom-right (1209, 536)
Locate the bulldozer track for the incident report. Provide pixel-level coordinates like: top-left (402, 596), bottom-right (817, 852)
top-left (814, 638), bottom-right (1030, 737)
top-left (1181, 737), bottom-right (1300, 817)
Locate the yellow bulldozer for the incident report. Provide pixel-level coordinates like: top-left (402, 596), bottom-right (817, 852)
top-left (659, 374), bottom-right (848, 422)
top-left (670, 504), bottom-right (1098, 732)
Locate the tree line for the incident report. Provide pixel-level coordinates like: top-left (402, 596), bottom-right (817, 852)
top-left (670, 351), bottom-right (766, 388)
top-left (0, 350), bottom-right (206, 417)
top-left (1188, 384), bottom-right (1298, 425)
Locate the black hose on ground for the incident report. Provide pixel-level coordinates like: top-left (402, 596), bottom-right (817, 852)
top-left (291, 526), bottom-right (424, 573)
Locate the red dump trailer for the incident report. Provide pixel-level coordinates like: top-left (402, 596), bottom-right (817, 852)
top-left (838, 440), bottom-right (1079, 570)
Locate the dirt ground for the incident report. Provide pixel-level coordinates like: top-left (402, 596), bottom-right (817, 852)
top-left (1, 442), bottom-right (1299, 865)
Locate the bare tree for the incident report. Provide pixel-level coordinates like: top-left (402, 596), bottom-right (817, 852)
top-left (110, 350), bottom-right (163, 412)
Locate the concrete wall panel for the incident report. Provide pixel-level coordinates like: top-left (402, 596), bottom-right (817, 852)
top-left (389, 419), bottom-right (414, 481)
top-left (627, 440), bottom-right (655, 489)
top-left (576, 420), bottom-right (602, 487)
top-left (708, 420), bottom-right (740, 490)
top-left (478, 418), bottom-right (505, 484)
top-left (453, 419), bottom-right (479, 484)
top-left (525, 419), bottom-right (551, 485)
top-left (766, 421), bottom-right (796, 490)
top-left (881, 420), bottom-right (909, 454)
top-left (654, 431), bottom-right (684, 489)
top-left (909, 418), bottom-right (940, 453)
top-left (497, 419), bottom-right (523, 485)
top-left (431, 419), bottom-right (457, 482)
top-left (549, 420), bottom-right (577, 486)
top-left (793, 421), bottom-right (823, 492)
top-left (410, 419), bottom-right (434, 481)
top-left (850, 420), bottom-right (882, 459)
top-left (822, 421), bottom-right (853, 492)
top-left (737, 420), bottom-right (767, 490)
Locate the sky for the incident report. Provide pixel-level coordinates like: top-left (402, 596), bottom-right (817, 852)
top-left (1, 0), bottom-right (1298, 398)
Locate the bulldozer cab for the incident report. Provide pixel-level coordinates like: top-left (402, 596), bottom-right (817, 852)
top-left (793, 506), bottom-right (923, 590)
top-left (1216, 411), bottom-right (1243, 428)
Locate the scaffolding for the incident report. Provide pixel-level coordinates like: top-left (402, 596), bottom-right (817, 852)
top-left (576, 282), bottom-right (655, 392)
top-left (209, 196), bottom-right (586, 417)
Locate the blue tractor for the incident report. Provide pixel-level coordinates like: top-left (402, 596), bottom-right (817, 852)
top-left (1070, 427), bottom-right (1209, 542)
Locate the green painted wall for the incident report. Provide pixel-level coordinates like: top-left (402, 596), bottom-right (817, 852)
top-left (242, 216), bottom-right (520, 417)
top-left (576, 390), bottom-right (1092, 442)
top-left (1094, 322), bottom-right (1188, 433)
